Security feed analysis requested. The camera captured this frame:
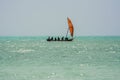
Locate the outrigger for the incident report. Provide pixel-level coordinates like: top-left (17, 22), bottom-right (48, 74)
top-left (47, 17), bottom-right (74, 41)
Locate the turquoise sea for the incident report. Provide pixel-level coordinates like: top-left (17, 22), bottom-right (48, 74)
top-left (0, 36), bottom-right (120, 80)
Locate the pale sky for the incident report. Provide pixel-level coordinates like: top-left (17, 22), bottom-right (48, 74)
top-left (0, 0), bottom-right (120, 36)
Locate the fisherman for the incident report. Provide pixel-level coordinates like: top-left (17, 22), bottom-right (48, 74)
top-left (51, 37), bottom-right (53, 40)
top-left (58, 37), bottom-right (60, 41)
top-left (47, 36), bottom-right (50, 41)
top-left (54, 37), bottom-right (57, 41)
top-left (65, 37), bottom-right (68, 41)
top-left (61, 36), bottom-right (64, 41)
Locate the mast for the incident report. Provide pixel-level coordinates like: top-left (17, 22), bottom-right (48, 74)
top-left (66, 28), bottom-right (69, 38)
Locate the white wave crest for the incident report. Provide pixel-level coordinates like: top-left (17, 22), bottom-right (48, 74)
top-left (11, 49), bottom-right (35, 53)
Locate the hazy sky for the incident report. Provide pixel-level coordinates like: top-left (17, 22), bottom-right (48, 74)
top-left (0, 0), bottom-right (120, 36)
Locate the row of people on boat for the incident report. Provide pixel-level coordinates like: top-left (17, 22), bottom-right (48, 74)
top-left (47, 36), bottom-right (69, 41)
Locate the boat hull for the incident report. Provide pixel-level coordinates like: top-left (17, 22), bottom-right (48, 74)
top-left (46, 39), bottom-right (73, 41)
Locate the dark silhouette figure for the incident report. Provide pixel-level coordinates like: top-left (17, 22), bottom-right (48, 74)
top-left (65, 37), bottom-right (68, 41)
top-left (51, 37), bottom-right (53, 40)
top-left (58, 37), bottom-right (60, 41)
top-left (61, 37), bottom-right (64, 41)
top-left (47, 36), bottom-right (50, 41)
top-left (54, 37), bottom-right (57, 41)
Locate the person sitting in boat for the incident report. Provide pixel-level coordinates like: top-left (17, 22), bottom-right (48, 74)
top-left (65, 37), bottom-right (68, 41)
top-left (61, 37), bottom-right (64, 41)
top-left (51, 37), bottom-right (53, 40)
top-left (54, 37), bottom-right (57, 41)
top-left (58, 37), bottom-right (60, 41)
top-left (47, 36), bottom-right (50, 41)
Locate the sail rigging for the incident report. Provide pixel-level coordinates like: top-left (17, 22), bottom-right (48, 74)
top-left (67, 17), bottom-right (74, 37)
top-left (47, 17), bottom-right (74, 41)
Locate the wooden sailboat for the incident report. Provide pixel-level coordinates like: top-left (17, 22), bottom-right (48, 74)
top-left (47, 17), bottom-right (74, 41)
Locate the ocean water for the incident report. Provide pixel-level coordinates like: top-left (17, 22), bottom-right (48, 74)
top-left (0, 36), bottom-right (120, 80)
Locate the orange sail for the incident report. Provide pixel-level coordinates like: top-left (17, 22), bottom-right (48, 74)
top-left (67, 17), bottom-right (74, 37)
